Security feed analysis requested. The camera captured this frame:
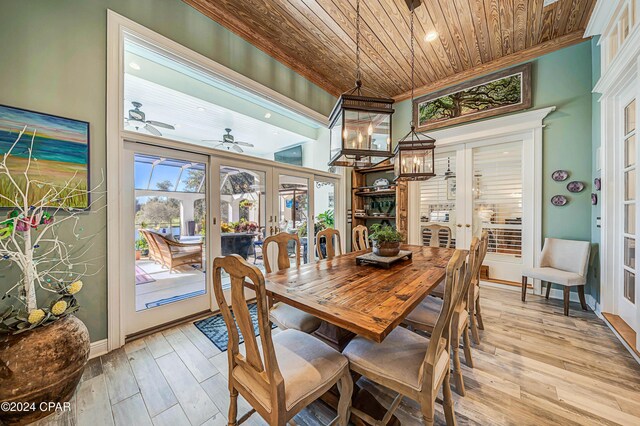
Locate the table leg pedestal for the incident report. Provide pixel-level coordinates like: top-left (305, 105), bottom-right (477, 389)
top-left (312, 321), bottom-right (355, 352)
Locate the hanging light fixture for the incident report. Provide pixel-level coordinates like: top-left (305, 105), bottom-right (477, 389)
top-left (394, 0), bottom-right (436, 181)
top-left (328, 0), bottom-right (395, 168)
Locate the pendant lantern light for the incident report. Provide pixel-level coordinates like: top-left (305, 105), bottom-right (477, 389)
top-left (394, 0), bottom-right (436, 181)
top-left (328, 0), bottom-right (395, 168)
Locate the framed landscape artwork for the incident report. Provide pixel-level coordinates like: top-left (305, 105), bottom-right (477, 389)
top-left (414, 63), bottom-right (532, 131)
top-left (0, 105), bottom-right (90, 208)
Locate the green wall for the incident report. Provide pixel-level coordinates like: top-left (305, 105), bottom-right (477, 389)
top-left (0, 0), bottom-right (335, 342)
top-left (393, 41), bottom-right (596, 296)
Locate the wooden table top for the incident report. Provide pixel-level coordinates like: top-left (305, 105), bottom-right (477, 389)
top-left (258, 244), bottom-right (457, 343)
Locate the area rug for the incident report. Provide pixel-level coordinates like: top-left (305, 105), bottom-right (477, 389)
top-left (194, 303), bottom-right (275, 352)
top-left (135, 265), bottom-right (155, 285)
top-left (144, 289), bottom-right (205, 309)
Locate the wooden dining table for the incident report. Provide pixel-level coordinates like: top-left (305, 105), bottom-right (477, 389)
top-left (244, 244), bottom-right (458, 425)
top-left (258, 244), bottom-right (456, 349)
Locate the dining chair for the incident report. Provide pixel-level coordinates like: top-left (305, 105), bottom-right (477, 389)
top-left (403, 237), bottom-right (481, 396)
top-left (211, 254), bottom-right (353, 426)
top-left (343, 249), bottom-right (468, 426)
top-left (422, 224), bottom-right (452, 248)
top-left (352, 224), bottom-right (369, 251)
top-left (264, 232), bottom-right (321, 334)
top-left (468, 231), bottom-right (489, 343)
top-left (521, 238), bottom-right (591, 316)
top-left (430, 231), bottom-right (488, 345)
top-left (316, 228), bottom-right (342, 260)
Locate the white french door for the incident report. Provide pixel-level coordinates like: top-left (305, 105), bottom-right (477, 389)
top-left (123, 142), bottom-right (212, 335)
top-left (122, 147), bottom-right (341, 337)
top-left (418, 137), bottom-right (531, 283)
top-left (619, 97), bottom-right (638, 331)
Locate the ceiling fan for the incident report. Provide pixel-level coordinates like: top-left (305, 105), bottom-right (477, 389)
top-left (203, 128), bottom-right (254, 153)
top-left (124, 101), bottom-right (175, 136)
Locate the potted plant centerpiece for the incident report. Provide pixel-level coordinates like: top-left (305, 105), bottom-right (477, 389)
top-left (369, 224), bottom-right (404, 257)
top-left (0, 127), bottom-right (101, 424)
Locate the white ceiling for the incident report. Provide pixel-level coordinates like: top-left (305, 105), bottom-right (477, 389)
top-left (124, 74), bottom-right (312, 157)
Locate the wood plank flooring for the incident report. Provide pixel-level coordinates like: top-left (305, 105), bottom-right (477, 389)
top-left (32, 286), bottom-right (640, 426)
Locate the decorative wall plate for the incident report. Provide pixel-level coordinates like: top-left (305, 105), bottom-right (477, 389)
top-left (552, 170), bottom-right (569, 181)
top-left (566, 181), bottom-right (585, 193)
top-left (551, 195), bottom-right (568, 206)
top-left (591, 193), bottom-right (598, 205)
top-left (594, 177), bottom-right (601, 191)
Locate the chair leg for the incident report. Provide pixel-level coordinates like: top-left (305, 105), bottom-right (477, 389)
top-left (451, 328), bottom-right (465, 396)
top-left (469, 313), bottom-right (480, 345)
top-left (336, 370), bottom-right (353, 426)
top-left (545, 281), bottom-right (552, 299)
top-left (228, 388), bottom-right (238, 426)
top-left (421, 396), bottom-right (435, 426)
top-left (521, 275), bottom-right (527, 302)
top-left (563, 287), bottom-right (570, 316)
top-left (442, 370), bottom-right (457, 426)
top-left (462, 326), bottom-right (474, 368)
top-left (475, 296), bottom-right (484, 330)
top-left (577, 286), bottom-right (588, 311)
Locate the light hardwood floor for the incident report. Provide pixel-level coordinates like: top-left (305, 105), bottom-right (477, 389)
top-left (33, 286), bottom-right (640, 426)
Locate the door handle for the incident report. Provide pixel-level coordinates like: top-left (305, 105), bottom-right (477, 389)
top-left (466, 224), bottom-right (471, 228)
top-left (270, 226), bottom-right (274, 235)
top-left (213, 217), bottom-right (217, 225)
top-left (456, 224), bottom-right (462, 228)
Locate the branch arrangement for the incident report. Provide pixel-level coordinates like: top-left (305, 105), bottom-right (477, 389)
top-left (0, 126), bottom-right (104, 334)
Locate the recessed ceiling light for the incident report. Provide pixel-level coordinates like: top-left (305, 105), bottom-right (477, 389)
top-left (273, 132), bottom-right (279, 135)
top-left (424, 31), bottom-right (438, 42)
top-left (197, 107), bottom-right (206, 112)
top-left (503, 151), bottom-right (509, 155)
top-left (264, 113), bottom-right (272, 119)
top-left (129, 62), bottom-right (141, 70)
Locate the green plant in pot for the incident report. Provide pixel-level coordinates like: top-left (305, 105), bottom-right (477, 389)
top-left (369, 224), bottom-right (404, 257)
top-left (0, 128), bottom-right (102, 424)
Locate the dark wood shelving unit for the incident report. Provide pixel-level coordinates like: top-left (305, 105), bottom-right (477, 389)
top-left (350, 160), bottom-right (408, 239)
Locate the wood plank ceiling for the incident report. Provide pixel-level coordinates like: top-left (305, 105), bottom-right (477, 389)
top-left (183, 0), bottom-right (596, 101)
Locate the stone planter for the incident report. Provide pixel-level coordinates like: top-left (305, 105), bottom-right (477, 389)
top-left (0, 315), bottom-right (90, 425)
top-left (372, 241), bottom-right (401, 257)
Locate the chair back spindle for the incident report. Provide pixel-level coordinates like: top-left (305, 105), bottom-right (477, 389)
top-left (263, 232), bottom-right (301, 273)
top-left (316, 228), bottom-right (342, 260)
top-left (423, 224), bottom-right (452, 248)
top-left (352, 225), bottom-right (369, 251)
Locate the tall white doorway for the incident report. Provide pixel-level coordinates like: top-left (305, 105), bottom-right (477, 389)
top-left (417, 140), bottom-right (526, 283)
top-left (408, 108), bottom-right (551, 291)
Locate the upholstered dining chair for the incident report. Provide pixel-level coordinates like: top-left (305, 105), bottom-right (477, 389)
top-left (352, 224), bottom-right (369, 251)
top-left (423, 224), bottom-right (452, 248)
top-left (316, 228), bottom-right (342, 260)
top-left (403, 237), bottom-right (481, 396)
top-left (212, 254), bottom-right (353, 426)
top-left (343, 250), bottom-right (468, 426)
top-left (521, 238), bottom-right (591, 316)
top-left (431, 231), bottom-right (489, 345)
top-left (264, 232), bottom-right (321, 334)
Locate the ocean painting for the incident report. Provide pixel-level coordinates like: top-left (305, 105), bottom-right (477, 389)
top-left (0, 105), bottom-right (89, 208)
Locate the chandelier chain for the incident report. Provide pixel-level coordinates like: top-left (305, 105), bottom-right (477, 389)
top-left (410, 0), bottom-right (415, 127)
top-left (356, 0), bottom-right (361, 85)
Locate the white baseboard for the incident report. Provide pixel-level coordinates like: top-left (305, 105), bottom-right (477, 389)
top-left (89, 339), bottom-right (108, 359)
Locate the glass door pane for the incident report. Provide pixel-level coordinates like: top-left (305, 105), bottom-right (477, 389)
top-left (418, 151), bottom-right (457, 247)
top-left (314, 178), bottom-right (337, 257)
top-left (623, 99), bottom-right (637, 307)
top-left (472, 142), bottom-right (523, 260)
top-left (134, 154), bottom-right (207, 312)
top-left (218, 165), bottom-right (267, 283)
top-left (277, 174), bottom-right (310, 264)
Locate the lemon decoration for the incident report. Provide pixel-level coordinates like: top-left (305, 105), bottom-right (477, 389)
top-left (51, 300), bottom-right (68, 316)
top-left (28, 309), bottom-right (45, 324)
